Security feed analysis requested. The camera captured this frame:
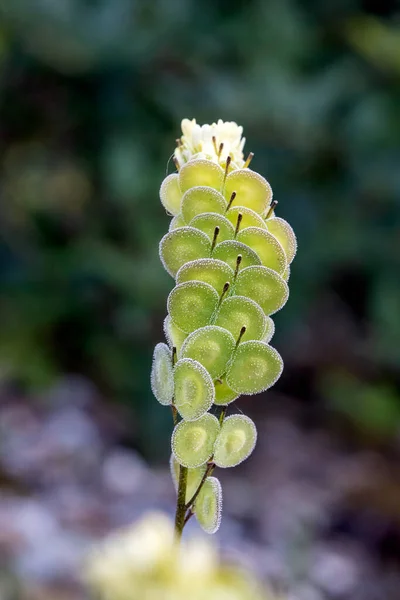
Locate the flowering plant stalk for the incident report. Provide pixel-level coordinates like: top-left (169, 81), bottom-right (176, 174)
top-left (151, 119), bottom-right (297, 540)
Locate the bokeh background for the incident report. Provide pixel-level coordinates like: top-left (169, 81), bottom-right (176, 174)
top-left (0, 0), bottom-right (399, 598)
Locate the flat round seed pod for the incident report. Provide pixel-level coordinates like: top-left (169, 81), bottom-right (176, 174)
top-left (159, 227), bottom-right (211, 278)
top-left (150, 343), bottom-right (174, 406)
top-left (212, 240), bottom-right (261, 272)
top-left (176, 258), bottom-right (234, 294)
top-left (266, 217), bottom-right (297, 264)
top-left (215, 296), bottom-right (266, 342)
top-left (169, 214), bottom-right (186, 231)
top-left (160, 173), bottom-right (182, 216)
top-left (174, 358), bottom-right (215, 421)
top-left (163, 315), bottom-right (187, 356)
top-left (234, 266), bottom-right (289, 315)
top-left (214, 378), bottom-right (240, 406)
top-left (195, 476), bottom-right (222, 534)
top-left (179, 159), bottom-right (224, 193)
top-left (190, 212), bottom-right (234, 243)
top-left (167, 281), bottom-right (219, 334)
top-left (171, 413), bottom-right (220, 468)
top-left (170, 455), bottom-right (207, 504)
top-left (181, 326), bottom-right (236, 380)
top-left (213, 415), bottom-right (257, 468)
top-left (224, 169), bottom-right (272, 215)
top-left (282, 265), bottom-right (290, 281)
top-left (226, 206), bottom-right (268, 231)
top-left (226, 341), bottom-right (283, 395)
top-left (181, 187), bottom-right (226, 223)
top-left (237, 227), bottom-right (287, 275)
top-left (262, 316), bottom-right (275, 344)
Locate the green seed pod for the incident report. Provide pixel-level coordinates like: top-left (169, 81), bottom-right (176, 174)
top-left (181, 325), bottom-right (235, 379)
top-left (214, 378), bottom-right (239, 406)
top-left (195, 476), bottom-right (223, 534)
top-left (171, 413), bottom-right (220, 468)
top-left (215, 296), bottom-right (266, 342)
top-left (163, 315), bottom-right (187, 356)
top-left (226, 341), bottom-right (283, 395)
top-left (150, 343), bottom-right (174, 406)
top-left (181, 186), bottom-right (226, 223)
top-left (262, 316), bottom-right (275, 344)
top-left (179, 159), bottom-right (224, 192)
top-left (234, 265), bottom-right (289, 315)
top-left (237, 227), bottom-right (286, 274)
top-left (176, 258), bottom-right (234, 293)
top-left (170, 454), bottom-right (207, 503)
top-left (224, 169), bottom-right (272, 214)
top-left (167, 281), bottom-right (219, 334)
top-left (190, 212), bottom-right (234, 243)
top-left (266, 216), bottom-right (297, 264)
top-left (160, 173), bottom-right (181, 216)
top-left (159, 226), bottom-right (211, 277)
top-left (174, 358), bottom-right (215, 421)
top-left (226, 206), bottom-right (268, 230)
top-left (213, 415), bottom-right (257, 468)
top-left (282, 265), bottom-right (291, 281)
top-left (169, 214), bottom-right (186, 231)
top-left (213, 240), bottom-right (261, 271)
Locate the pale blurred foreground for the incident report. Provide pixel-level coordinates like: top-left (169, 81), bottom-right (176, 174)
top-left (86, 512), bottom-right (269, 600)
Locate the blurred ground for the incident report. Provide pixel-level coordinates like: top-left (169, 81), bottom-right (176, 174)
top-left (0, 0), bottom-right (399, 598)
top-left (1, 379), bottom-right (400, 600)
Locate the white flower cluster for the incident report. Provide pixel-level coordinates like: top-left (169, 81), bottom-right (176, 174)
top-left (85, 512), bottom-right (267, 600)
top-left (175, 118), bottom-right (246, 169)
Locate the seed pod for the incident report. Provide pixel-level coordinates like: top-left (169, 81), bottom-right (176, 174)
top-left (190, 212), bottom-right (234, 242)
top-left (226, 206), bottom-right (268, 231)
top-left (169, 214), bottom-right (186, 231)
top-left (160, 173), bottom-right (181, 216)
top-left (234, 265), bottom-right (289, 315)
top-left (159, 227), bottom-right (211, 277)
top-left (167, 281), bottom-right (218, 334)
top-left (181, 325), bottom-right (235, 379)
top-left (224, 169), bottom-right (272, 214)
top-left (215, 296), bottom-right (266, 342)
top-left (214, 378), bottom-right (239, 406)
top-left (195, 476), bottom-right (223, 534)
top-left (266, 216), bottom-right (297, 264)
top-left (213, 415), bottom-right (257, 468)
top-left (150, 343), bottom-right (174, 406)
top-left (181, 186), bottom-right (226, 222)
top-left (174, 358), bottom-right (215, 421)
top-left (179, 159), bottom-right (224, 192)
top-left (213, 240), bottom-right (261, 271)
top-left (237, 227), bottom-right (286, 274)
top-left (262, 317), bottom-right (275, 344)
top-left (226, 341), bottom-right (283, 395)
top-left (171, 413), bottom-right (220, 468)
top-left (163, 315), bottom-right (187, 356)
top-left (176, 258), bottom-right (234, 293)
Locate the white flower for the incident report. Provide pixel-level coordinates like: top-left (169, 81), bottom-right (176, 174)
top-left (175, 119), bottom-right (246, 169)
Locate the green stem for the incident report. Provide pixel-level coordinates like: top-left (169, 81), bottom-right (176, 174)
top-left (185, 461), bottom-right (215, 510)
top-left (174, 465), bottom-right (188, 541)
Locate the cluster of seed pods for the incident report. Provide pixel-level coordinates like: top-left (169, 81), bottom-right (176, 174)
top-left (151, 154), bottom-right (296, 534)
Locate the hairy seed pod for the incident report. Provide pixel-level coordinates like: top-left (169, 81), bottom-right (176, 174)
top-left (151, 119), bottom-right (297, 535)
top-left (194, 476), bottom-right (223, 534)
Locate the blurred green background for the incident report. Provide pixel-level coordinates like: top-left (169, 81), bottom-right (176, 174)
top-left (0, 0), bottom-right (399, 459)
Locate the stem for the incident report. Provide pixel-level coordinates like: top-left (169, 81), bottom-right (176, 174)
top-left (185, 461), bottom-right (215, 510)
top-left (174, 465), bottom-right (188, 540)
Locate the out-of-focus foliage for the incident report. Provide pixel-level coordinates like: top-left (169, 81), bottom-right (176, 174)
top-left (0, 0), bottom-right (399, 456)
top-left (85, 511), bottom-right (268, 600)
